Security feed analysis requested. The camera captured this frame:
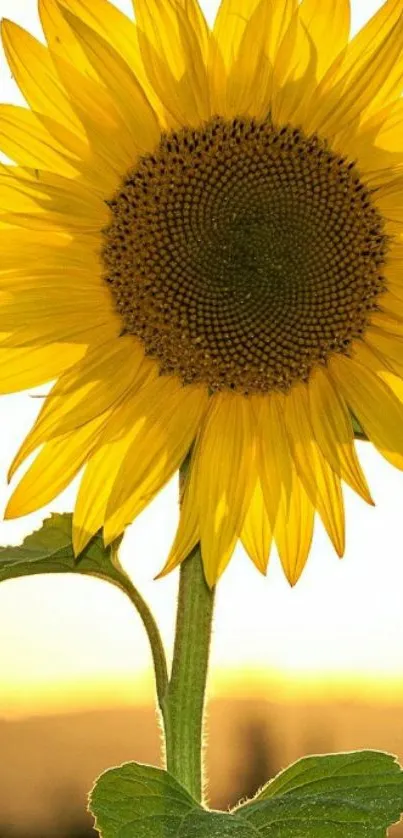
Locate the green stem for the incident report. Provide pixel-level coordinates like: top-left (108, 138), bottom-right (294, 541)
top-left (162, 465), bottom-right (216, 802)
top-left (110, 547), bottom-right (169, 713)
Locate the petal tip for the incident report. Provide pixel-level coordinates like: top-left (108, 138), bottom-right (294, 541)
top-left (284, 566), bottom-right (303, 587)
top-left (72, 526), bottom-right (91, 558)
top-left (4, 497), bottom-right (18, 520)
top-left (253, 559), bottom-right (269, 577)
top-left (154, 562), bottom-right (171, 581)
top-left (103, 519), bottom-right (125, 548)
top-left (1, 18), bottom-right (19, 44)
top-left (7, 458), bottom-right (19, 484)
top-left (203, 565), bottom-right (218, 589)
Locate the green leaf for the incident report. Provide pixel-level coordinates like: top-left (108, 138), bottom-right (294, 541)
top-left (89, 752), bottom-right (403, 838)
top-left (241, 750), bottom-right (403, 836)
top-left (0, 513), bottom-right (123, 586)
top-left (351, 413), bottom-right (368, 441)
top-left (89, 762), bottom-right (252, 837)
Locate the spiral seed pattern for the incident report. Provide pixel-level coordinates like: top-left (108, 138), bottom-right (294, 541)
top-left (102, 116), bottom-right (388, 394)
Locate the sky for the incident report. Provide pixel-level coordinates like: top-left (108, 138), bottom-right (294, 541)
top-left (0, 0), bottom-right (402, 719)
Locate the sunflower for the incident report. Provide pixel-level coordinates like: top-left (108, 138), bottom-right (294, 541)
top-left (0, 0), bottom-right (403, 587)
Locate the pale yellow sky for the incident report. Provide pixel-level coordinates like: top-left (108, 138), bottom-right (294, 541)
top-left (1, 0), bottom-right (403, 718)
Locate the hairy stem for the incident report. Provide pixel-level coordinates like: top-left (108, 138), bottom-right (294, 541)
top-left (162, 463), bottom-right (216, 802)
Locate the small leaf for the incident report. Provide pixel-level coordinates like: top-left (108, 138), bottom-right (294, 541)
top-left (89, 753), bottom-right (403, 838)
top-left (0, 513), bottom-right (122, 586)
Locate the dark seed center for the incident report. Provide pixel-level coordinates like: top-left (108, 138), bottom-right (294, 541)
top-left (102, 116), bottom-right (388, 394)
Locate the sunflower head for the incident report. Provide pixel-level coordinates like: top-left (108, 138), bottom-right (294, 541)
top-left (1, 0), bottom-right (403, 586)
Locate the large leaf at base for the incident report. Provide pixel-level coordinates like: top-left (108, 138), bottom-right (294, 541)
top-left (89, 752), bottom-right (403, 837)
top-left (89, 762), bottom-right (252, 838)
top-left (241, 750), bottom-right (403, 836)
top-left (0, 513), bottom-right (122, 585)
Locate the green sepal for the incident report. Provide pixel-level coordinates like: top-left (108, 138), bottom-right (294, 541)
top-left (89, 751), bottom-right (403, 837)
top-left (0, 513), bottom-right (122, 586)
top-left (351, 413), bottom-right (368, 441)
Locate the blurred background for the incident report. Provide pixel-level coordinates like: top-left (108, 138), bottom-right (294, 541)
top-left (1, 0), bottom-right (403, 835)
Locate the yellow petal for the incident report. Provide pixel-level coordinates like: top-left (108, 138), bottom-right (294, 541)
top-left (0, 108), bottom-right (120, 196)
top-left (0, 285), bottom-right (113, 332)
top-left (5, 410), bottom-right (109, 519)
top-left (266, 0), bottom-right (297, 65)
top-left (285, 383), bottom-right (345, 556)
top-left (343, 0), bottom-right (403, 69)
top-left (376, 290), bottom-right (403, 325)
top-left (225, 0), bottom-right (284, 118)
top-left (49, 51), bottom-right (136, 179)
top-left (353, 126), bottom-right (403, 182)
top-left (375, 177), bottom-right (403, 224)
top-left (157, 448), bottom-right (200, 577)
top-left (0, 180), bottom-right (43, 216)
top-left (0, 266), bottom-right (99, 293)
top-left (0, 20), bottom-right (83, 134)
top-left (240, 478), bottom-right (272, 574)
top-left (0, 229), bottom-right (97, 271)
top-left (352, 338), bottom-right (400, 379)
top-left (55, 337), bottom-right (152, 397)
top-left (181, 0), bottom-right (211, 65)
top-left (8, 339), bottom-right (153, 479)
top-left (58, 9), bottom-right (161, 154)
top-left (387, 277), bottom-right (403, 303)
top-left (274, 468), bottom-right (315, 586)
top-left (378, 368), bottom-right (403, 404)
top-left (271, 8), bottom-right (317, 127)
top-left (365, 328), bottom-right (403, 377)
top-left (57, 0), bottom-right (156, 111)
top-left (24, 170), bottom-right (106, 222)
top-left (0, 266), bottom-right (100, 292)
top-left (104, 377), bottom-right (208, 544)
top-left (34, 116), bottom-right (117, 194)
top-left (73, 385), bottom-right (156, 554)
top-left (0, 302), bottom-right (118, 349)
top-left (193, 392), bottom-right (255, 586)
top-left (39, 0), bottom-right (96, 77)
top-left (133, 0), bottom-right (210, 126)
top-left (0, 167), bottom-right (108, 230)
top-left (0, 342), bottom-right (84, 393)
top-left (330, 350), bottom-right (403, 470)
top-left (308, 366), bottom-right (373, 503)
top-left (256, 392), bottom-right (293, 528)
top-left (0, 207), bottom-right (103, 233)
top-left (338, 0), bottom-right (403, 118)
top-left (349, 103), bottom-right (403, 186)
top-left (0, 106), bottom-right (81, 176)
top-left (369, 99), bottom-right (403, 154)
top-left (310, 12), bottom-right (403, 138)
top-left (213, 0), bottom-right (261, 70)
top-left (370, 311), bottom-right (403, 337)
top-left (299, 0), bottom-right (350, 80)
